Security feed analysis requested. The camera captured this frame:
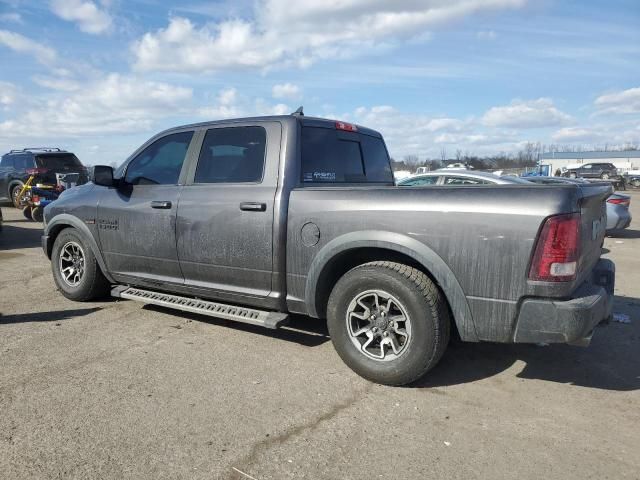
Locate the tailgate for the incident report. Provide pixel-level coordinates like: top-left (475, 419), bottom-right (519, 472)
top-left (576, 182), bottom-right (612, 280)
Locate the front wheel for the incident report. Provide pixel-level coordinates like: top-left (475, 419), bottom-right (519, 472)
top-left (569, 172), bottom-right (577, 179)
top-left (11, 184), bottom-right (24, 208)
top-left (327, 261), bottom-right (450, 386)
top-left (51, 228), bottom-right (110, 301)
top-left (601, 172), bottom-right (610, 180)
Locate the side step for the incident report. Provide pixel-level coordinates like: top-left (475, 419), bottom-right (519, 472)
top-left (111, 286), bottom-right (288, 329)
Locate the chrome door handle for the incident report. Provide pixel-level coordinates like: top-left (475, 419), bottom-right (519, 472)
top-left (151, 201), bottom-right (172, 209)
top-left (239, 202), bottom-right (266, 212)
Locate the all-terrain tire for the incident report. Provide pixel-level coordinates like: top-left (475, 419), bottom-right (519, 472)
top-left (51, 228), bottom-right (110, 301)
top-left (30, 206), bottom-right (43, 222)
top-left (327, 261), bottom-right (450, 386)
top-left (22, 206), bottom-right (33, 220)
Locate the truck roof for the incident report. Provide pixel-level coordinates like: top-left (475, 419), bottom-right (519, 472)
top-left (155, 114), bottom-right (383, 139)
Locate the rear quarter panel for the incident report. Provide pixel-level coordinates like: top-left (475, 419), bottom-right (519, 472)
top-left (287, 184), bottom-right (581, 342)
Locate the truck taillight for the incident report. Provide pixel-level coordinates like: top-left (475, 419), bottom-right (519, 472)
top-left (26, 168), bottom-right (49, 175)
top-left (335, 121), bottom-right (358, 132)
top-left (607, 197), bottom-right (630, 207)
top-left (529, 213), bottom-right (580, 282)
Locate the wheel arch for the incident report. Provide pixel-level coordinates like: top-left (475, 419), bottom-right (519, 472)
top-left (7, 179), bottom-right (24, 198)
top-left (304, 231), bottom-right (478, 342)
top-left (45, 214), bottom-right (114, 283)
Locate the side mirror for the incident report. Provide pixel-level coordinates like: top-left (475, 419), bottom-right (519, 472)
top-left (93, 165), bottom-right (114, 187)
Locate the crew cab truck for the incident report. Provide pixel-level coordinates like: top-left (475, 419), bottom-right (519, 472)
top-left (42, 113), bottom-right (615, 386)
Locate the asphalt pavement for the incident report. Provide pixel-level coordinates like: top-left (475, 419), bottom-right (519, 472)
top-left (0, 196), bottom-right (638, 479)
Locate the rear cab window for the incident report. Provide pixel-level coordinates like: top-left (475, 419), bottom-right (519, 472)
top-left (300, 125), bottom-right (393, 185)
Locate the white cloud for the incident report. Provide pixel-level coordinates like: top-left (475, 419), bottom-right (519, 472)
top-left (272, 83), bottom-right (301, 101)
top-left (50, 0), bottom-right (112, 34)
top-left (477, 30), bottom-right (496, 39)
top-left (132, 0), bottom-right (526, 73)
top-left (594, 87), bottom-right (640, 115)
top-left (0, 29), bottom-right (57, 65)
top-left (0, 81), bottom-right (18, 109)
top-left (32, 75), bottom-right (81, 91)
top-left (551, 127), bottom-right (602, 143)
top-left (0, 12), bottom-right (23, 23)
top-left (198, 87), bottom-right (290, 119)
top-left (482, 98), bottom-right (572, 128)
top-left (0, 74), bottom-right (192, 138)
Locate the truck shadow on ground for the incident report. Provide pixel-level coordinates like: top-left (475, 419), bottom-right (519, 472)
top-left (0, 307), bottom-right (100, 324)
top-left (142, 305), bottom-right (331, 347)
top-left (608, 228), bottom-right (640, 239)
top-left (416, 295), bottom-right (639, 392)
top-left (0, 223), bottom-right (43, 251)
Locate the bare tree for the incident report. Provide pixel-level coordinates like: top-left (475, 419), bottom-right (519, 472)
top-left (440, 147), bottom-right (447, 163)
top-left (403, 154), bottom-right (419, 166)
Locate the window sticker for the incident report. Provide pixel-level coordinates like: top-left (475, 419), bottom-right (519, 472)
top-left (307, 171), bottom-right (336, 182)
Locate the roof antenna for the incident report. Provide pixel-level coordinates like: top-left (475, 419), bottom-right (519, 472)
top-left (291, 106), bottom-right (304, 116)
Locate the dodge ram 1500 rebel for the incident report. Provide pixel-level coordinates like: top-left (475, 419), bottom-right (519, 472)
top-left (43, 113), bottom-right (615, 385)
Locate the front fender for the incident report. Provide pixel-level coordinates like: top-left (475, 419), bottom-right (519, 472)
top-left (43, 213), bottom-right (114, 283)
top-left (304, 230), bottom-right (478, 342)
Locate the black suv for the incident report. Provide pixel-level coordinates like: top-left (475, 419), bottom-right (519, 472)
top-left (0, 148), bottom-right (88, 207)
top-left (562, 162), bottom-right (618, 180)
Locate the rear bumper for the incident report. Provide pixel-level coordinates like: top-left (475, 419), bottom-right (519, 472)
top-left (513, 259), bottom-right (615, 345)
top-left (606, 206), bottom-right (632, 231)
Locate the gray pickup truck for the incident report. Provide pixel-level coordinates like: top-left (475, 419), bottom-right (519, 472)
top-left (42, 113), bottom-right (615, 385)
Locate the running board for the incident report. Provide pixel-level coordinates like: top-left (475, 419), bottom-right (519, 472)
top-left (111, 286), bottom-right (288, 329)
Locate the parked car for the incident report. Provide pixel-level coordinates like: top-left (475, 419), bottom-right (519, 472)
top-left (562, 163), bottom-right (618, 180)
top-left (523, 177), bottom-right (631, 232)
top-left (42, 113), bottom-right (615, 386)
top-left (0, 148), bottom-right (88, 207)
top-left (626, 175), bottom-right (640, 188)
top-left (397, 170), bottom-right (532, 186)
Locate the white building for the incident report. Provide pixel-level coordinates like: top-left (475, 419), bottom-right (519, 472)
top-left (539, 151), bottom-right (640, 176)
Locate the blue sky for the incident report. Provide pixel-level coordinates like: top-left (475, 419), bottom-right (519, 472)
top-left (0, 0), bottom-right (638, 165)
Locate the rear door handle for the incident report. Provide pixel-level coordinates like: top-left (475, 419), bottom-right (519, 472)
top-left (240, 202), bottom-right (266, 212)
top-left (151, 200), bottom-right (172, 209)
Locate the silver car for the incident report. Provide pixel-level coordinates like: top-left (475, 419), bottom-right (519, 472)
top-left (397, 170), bottom-right (532, 186)
top-left (523, 177), bottom-right (631, 231)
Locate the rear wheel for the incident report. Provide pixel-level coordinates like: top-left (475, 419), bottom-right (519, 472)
top-left (31, 206), bottom-right (43, 222)
top-left (327, 261), bottom-right (450, 386)
top-left (601, 172), bottom-right (610, 179)
top-left (51, 228), bottom-right (110, 301)
top-left (22, 206), bottom-right (33, 220)
top-left (632, 179), bottom-right (640, 188)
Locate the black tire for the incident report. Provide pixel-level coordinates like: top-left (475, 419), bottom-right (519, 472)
top-left (31, 206), bottom-right (43, 222)
top-left (22, 206), bottom-right (33, 220)
top-left (569, 172), bottom-right (577, 179)
top-left (51, 228), bottom-right (110, 301)
top-left (601, 172), bottom-right (610, 180)
top-left (327, 261), bottom-right (450, 386)
top-left (632, 179), bottom-right (640, 188)
top-left (11, 184), bottom-right (24, 209)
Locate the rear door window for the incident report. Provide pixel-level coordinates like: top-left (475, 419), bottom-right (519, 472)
top-left (194, 126), bottom-right (266, 183)
top-left (301, 127), bottom-right (393, 184)
top-left (14, 156), bottom-right (32, 170)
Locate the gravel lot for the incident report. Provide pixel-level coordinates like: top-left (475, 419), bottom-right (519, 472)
top-left (1, 195), bottom-right (639, 480)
